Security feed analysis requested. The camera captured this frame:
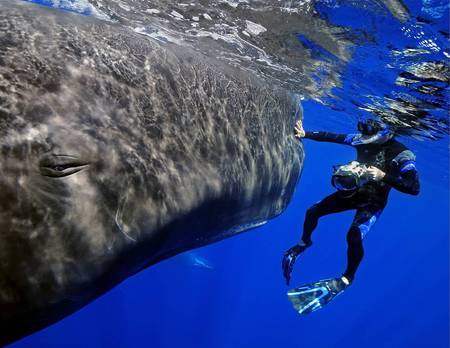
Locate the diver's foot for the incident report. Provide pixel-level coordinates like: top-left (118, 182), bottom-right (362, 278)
top-left (282, 241), bottom-right (312, 285)
top-left (341, 276), bottom-right (351, 286)
top-left (286, 240), bottom-right (312, 260)
top-left (327, 276), bottom-right (351, 294)
top-left (299, 239), bottom-right (312, 249)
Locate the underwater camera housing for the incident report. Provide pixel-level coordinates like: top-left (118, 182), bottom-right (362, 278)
top-left (331, 161), bottom-right (370, 191)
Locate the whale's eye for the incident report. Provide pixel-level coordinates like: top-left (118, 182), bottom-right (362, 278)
top-left (48, 164), bottom-right (74, 172)
top-left (39, 154), bottom-right (90, 178)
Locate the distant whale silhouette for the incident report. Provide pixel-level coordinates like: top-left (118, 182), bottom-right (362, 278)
top-left (0, 1), bottom-right (303, 345)
top-left (180, 251), bottom-right (214, 270)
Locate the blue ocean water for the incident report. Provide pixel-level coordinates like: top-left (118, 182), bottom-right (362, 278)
top-left (8, 0), bottom-right (450, 347)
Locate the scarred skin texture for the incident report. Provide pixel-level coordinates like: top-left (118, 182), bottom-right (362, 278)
top-left (0, 1), bottom-right (304, 345)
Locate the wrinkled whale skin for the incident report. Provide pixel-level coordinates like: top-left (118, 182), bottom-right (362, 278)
top-left (0, 1), bottom-right (304, 345)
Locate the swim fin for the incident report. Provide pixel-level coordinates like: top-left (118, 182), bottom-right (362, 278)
top-left (287, 277), bottom-right (349, 315)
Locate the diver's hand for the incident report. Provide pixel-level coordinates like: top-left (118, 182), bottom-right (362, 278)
top-left (294, 120), bottom-right (305, 139)
top-left (366, 166), bottom-right (386, 181)
top-left (282, 243), bottom-right (308, 285)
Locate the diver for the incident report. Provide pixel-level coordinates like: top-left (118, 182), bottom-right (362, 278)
top-left (282, 118), bottom-right (420, 302)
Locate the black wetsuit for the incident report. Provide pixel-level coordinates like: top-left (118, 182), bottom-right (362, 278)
top-left (302, 131), bottom-right (420, 282)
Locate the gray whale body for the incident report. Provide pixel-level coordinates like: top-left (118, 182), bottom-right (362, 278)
top-left (0, 1), bottom-right (303, 345)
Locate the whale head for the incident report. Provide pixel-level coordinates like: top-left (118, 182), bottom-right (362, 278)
top-left (0, 2), bottom-right (303, 344)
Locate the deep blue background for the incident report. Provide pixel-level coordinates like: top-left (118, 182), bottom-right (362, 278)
top-left (11, 101), bottom-right (449, 348)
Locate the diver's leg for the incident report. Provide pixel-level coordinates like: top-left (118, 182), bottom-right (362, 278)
top-left (283, 192), bottom-right (356, 285)
top-left (301, 191), bottom-right (355, 245)
top-left (343, 207), bottom-right (384, 282)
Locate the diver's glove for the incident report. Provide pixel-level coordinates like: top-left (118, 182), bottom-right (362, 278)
top-left (294, 120), bottom-right (305, 139)
top-left (282, 241), bottom-right (311, 285)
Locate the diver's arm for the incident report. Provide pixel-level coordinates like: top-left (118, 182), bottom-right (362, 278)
top-left (304, 131), bottom-right (354, 145)
top-left (383, 169), bottom-right (420, 195)
top-left (294, 120), bottom-right (354, 145)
